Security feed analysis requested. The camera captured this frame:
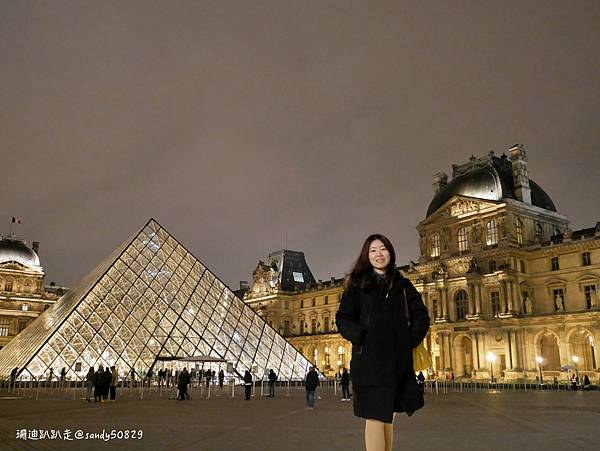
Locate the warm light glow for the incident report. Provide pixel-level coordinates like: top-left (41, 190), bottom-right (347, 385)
top-left (486, 352), bottom-right (496, 363)
top-left (536, 356), bottom-right (544, 364)
top-left (572, 356), bottom-right (579, 363)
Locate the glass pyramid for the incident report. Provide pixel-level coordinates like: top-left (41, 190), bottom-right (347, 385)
top-left (0, 219), bottom-right (310, 381)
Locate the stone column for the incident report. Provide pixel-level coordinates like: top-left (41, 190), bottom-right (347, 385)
top-left (467, 284), bottom-right (475, 317)
top-left (499, 282), bottom-right (508, 314)
top-left (512, 281), bottom-right (521, 315)
top-left (441, 288), bottom-right (448, 320)
top-left (505, 280), bottom-right (515, 313)
top-left (474, 283), bottom-right (482, 317)
top-left (470, 331), bottom-right (480, 370)
top-left (593, 329), bottom-right (600, 370)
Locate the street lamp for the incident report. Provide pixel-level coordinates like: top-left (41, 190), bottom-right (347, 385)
top-left (536, 356), bottom-right (544, 384)
top-left (486, 352), bottom-right (496, 383)
top-left (572, 356), bottom-right (580, 390)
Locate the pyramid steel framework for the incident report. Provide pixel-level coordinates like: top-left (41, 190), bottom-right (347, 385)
top-left (0, 219), bottom-right (311, 381)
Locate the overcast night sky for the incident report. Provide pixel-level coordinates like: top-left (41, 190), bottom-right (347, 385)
top-left (1, 1), bottom-right (599, 289)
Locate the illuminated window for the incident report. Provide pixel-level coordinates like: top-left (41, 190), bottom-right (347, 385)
top-left (292, 272), bottom-right (304, 283)
top-left (21, 304), bottom-right (29, 312)
top-left (338, 346), bottom-right (346, 367)
top-left (582, 252), bottom-right (591, 266)
top-left (430, 233), bottom-right (440, 257)
top-left (323, 315), bottom-right (330, 333)
top-left (313, 348), bottom-right (318, 365)
top-left (490, 292), bottom-right (500, 318)
top-left (0, 318), bottom-right (10, 336)
top-left (324, 346), bottom-right (331, 368)
top-left (515, 218), bottom-right (524, 245)
top-left (455, 290), bottom-right (468, 320)
top-left (486, 220), bottom-right (499, 245)
top-left (551, 257), bottom-right (559, 271)
top-left (457, 227), bottom-right (469, 252)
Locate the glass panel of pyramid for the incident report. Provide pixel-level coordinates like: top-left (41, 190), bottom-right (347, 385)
top-left (0, 219), bottom-right (311, 381)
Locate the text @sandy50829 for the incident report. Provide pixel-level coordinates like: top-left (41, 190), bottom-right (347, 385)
top-left (15, 428), bottom-right (144, 441)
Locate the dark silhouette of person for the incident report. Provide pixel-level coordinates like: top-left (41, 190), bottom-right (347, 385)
top-left (268, 369), bottom-right (277, 397)
top-left (244, 370), bottom-right (253, 400)
top-left (305, 366), bottom-right (320, 409)
top-left (178, 368), bottom-right (191, 400)
top-left (341, 367), bottom-right (351, 401)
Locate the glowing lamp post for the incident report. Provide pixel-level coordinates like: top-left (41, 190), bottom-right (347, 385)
top-left (486, 352), bottom-right (496, 383)
top-left (536, 356), bottom-right (544, 384)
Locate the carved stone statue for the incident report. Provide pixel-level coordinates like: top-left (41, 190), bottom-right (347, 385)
top-left (419, 232), bottom-right (426, 255)
top-left (524, 295), bottom-right (533, 315)
top-left (554, 295), bottom-right (565, 312)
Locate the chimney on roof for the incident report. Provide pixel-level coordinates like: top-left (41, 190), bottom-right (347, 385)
top-left (239, 281), bottom-right (249, 290)
top-left (432, 172), bottom-right (448, 193)
top-left (509, 144), bottom-right (532, 204)
top-left (32, 241), bottom-right (39, 253)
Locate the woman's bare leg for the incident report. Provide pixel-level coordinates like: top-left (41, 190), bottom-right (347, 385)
top-left (365, 419), bottom-right (386, 451)
top-left (383, 414), bottom-right (395, 451)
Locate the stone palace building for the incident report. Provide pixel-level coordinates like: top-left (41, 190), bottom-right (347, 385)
top-left (243, 145), bottom-right (599, 382)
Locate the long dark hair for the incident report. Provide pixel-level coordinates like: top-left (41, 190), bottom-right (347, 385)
top-left (344, 234), bottom-right (397, 293)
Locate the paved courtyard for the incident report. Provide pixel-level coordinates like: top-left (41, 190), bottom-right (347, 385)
top-left (0, 384), bottom-right (598, 450)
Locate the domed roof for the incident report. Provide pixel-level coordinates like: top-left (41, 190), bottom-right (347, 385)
top-left (426, 154), bottom-right (556, 218)
top-left (0, 236), bottom-right (41, 267)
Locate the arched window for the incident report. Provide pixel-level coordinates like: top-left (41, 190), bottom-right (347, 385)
top-left (457, 227), bottom-right (469, 252)
top-left (486, 220), bottom-right (499, 245)
top-left (4, 280), bottom-right (13, 292)
top-left (515, 218), bottom-right (524, 245)
top-left (430, 233), bottom-right (440, 258)
top-left (535, 223), bottom-right (543, 242)
top-left (338, 346), bottom-right (346, 368)
top-left (324, 346), bottom-right (331, 369)
top-left (455, 290), bottom-right (468, 321)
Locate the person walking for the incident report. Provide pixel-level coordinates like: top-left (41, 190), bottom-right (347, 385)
top-left (102, 367), bottom-right (111, 401)
top-left (268, 369), bottom-right (277, 397)
top-left (244, 370), bottom-right (253, 400)
top-left (417, 371), bottom-right (426, 395)
top-left (85, 367), bottom-right (95, 402)
top-left (305, 366), bottom-right (320, 409)
top-left (178, 368), bottom-right (191, 400)
top-left (110, 366), bottom-right (118, 401)
top-left (218, 369), bottom-right (225, 388)
top-left (205, 369), bottom-right (212, 388)
top-left (341, 367), bottom-right (351, 401)
top-left (336, 234), bottom-right (430, 451)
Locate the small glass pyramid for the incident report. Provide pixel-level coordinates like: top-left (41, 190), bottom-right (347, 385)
top-left (0, 219), bottom-right (310, 381)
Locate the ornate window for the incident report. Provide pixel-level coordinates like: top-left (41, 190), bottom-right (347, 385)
top-left (551, 257), bottom-right (559, 271)
top-left (283, 320), bottom-right (290, 336)
top-left (490, 291), bottom-right (500, 317)
top-left (455, 290), bottom-right (468, 320)
top-left (324, 346), bottom-right (331, 368)
top-left (489, 260), bottom-right (497, 272)
top-left (582, 252), bottom-right (591, 266)
top-left (535, 223), bottom-right (543, 242)
top-left (430, 233), bottom-right (441, 258)
top-left (457, 227), bottom-right (469, 252)
top-left (18, 320), bottom-right (28, 333)
top-left (486, 220), bottom-right (499, 246)
top-left (323, 315), bottom-right (330, 333)
top-left (4, 280), bottom-right (13, 292)
top-left (21, 304), bottom-right (29, 312)
top-left (584, 285), bottom-right (596, 309)
top-left (515, 218), bottom-right (524, 245)
top-left (311, 318), bottom-right (317, 334)
top-left (338, 346), bottom-right (346, 368)
top-left (0, 318), bottom-right (9, 336)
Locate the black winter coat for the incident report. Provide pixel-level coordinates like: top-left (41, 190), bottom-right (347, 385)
top-left (305, 370), bottom-right (319, 391)
top-left (336, 273), bottom-right (429, 416)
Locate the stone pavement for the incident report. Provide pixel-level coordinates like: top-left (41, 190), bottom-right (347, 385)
top-left (0, 384), bottom-right (598, 450)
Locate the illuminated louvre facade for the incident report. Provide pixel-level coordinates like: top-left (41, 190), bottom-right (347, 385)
top-left (0, 236), bottom-right (59, 349)
top-left (0, 219), bottom-right (310, 381)
top-left (245, 145), bottom-right (600, 382)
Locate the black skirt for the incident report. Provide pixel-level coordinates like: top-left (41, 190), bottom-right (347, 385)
top-left (353, 371), bottom-right (422, 423)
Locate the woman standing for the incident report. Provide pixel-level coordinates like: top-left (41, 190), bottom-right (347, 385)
top-left (336, 234), bottom-right (430, 451)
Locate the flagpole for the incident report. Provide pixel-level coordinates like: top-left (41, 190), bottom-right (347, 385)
top-left (9, 217), bottom-right (13, 236)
